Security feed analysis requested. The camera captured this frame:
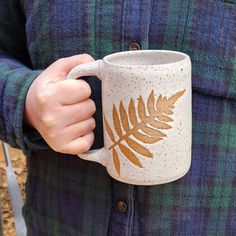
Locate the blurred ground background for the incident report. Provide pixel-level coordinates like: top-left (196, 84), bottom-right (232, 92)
top-left (0, 144), bottom-right (26, 236)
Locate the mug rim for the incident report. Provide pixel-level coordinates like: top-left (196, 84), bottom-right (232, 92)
top-left (103, 50), bottom-right (190, 68)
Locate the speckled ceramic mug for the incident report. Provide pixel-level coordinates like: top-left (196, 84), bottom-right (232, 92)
top-left (67, 50), bottom-right (192, 185)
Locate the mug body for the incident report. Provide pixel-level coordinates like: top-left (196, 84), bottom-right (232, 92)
top-left (101, 50), bottom-right (192, 185)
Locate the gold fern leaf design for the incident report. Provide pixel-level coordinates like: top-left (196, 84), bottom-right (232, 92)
top-left (120, 101), bottom-right (130, 132)
top-left (112, 148), bottom-right (120, 176)
top-left (113, 105), bottom-right (123, 138)
top-left (129, 98), bottom-right (139, 127)
top-left (104, 116), bottom-right (115, 143)
top-left (157, 114), bottom-right (173, 122)
top-left (147, 90), bottom-right (155, 115)
top-left (138, 96), bottom-right (147, 121)
top-left (104, 90), bottom-right (185, 175)
top-left (126, 138), bottom-right (152, 158)
top-left (119, 143), bottom-right (143, 168)
top-left (133, 131), bottom-right (163, 144)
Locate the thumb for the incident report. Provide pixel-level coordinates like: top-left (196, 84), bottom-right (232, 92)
top-left (47, 54), bottom-right (95, 78)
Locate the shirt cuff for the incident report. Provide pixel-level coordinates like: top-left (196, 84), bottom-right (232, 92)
top-left (9, 70), bottom-right (49, 153)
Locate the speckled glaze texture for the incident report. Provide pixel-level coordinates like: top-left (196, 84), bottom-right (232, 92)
top-left (67, 50), bottom-right (192, 185)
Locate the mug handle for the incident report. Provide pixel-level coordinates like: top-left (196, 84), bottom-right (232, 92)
top-left (67, 60), bottom-right (106, 167)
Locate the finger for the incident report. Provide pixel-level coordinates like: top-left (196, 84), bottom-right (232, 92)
top-left (48, 54), bottom-right (95, 77)
top-left (40, 99), bottom-right (96, 130)
top-left (63, 118), bottom-right (96, 141)
top-left (63, 132), bottom-right (94, 154)
top-left (56, 79), bottom-right (91, 105)
top-left (62, 99), bottom-right (96, 125)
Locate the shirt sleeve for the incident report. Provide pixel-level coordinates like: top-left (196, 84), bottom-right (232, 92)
top-left (0, 0), bottom-right (48, 153)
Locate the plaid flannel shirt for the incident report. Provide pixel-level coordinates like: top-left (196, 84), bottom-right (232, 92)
top-left (0, 0), bottom-right (236, 235)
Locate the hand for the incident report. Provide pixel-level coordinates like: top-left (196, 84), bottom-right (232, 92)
top-left (24, 54), bottom-right (96, 154)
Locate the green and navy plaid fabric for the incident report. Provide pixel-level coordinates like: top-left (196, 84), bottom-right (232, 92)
top-left (0, 0), bottom-right (236, 235)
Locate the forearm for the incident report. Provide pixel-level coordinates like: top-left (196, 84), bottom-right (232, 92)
top-left (0, 57), bottom-right (42, 149)
top-left (0, 0), bottom-right (48, 153)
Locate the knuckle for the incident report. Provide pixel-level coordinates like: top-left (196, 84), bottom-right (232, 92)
top-left (61, 143), bottom-right (76, 155)
top-left (56, 57), bottom-right (66, 65)
top-left (50, 58), bottom-right (66, 69)
top-left (84, 132), bottom-right (94, 147)
top-left (92, 100), bottom-right (96, 111)
top-left (81, 53), bottom-right (94, 61)
top-left (77, 134), bottom-right (94, 154)
top-left (41, 115), bottom-right (56, 128)
top-left (78, 142), bottom-right (90, 154)
top-left (90, 118), bottom-right (96, 129)
top-left (89, 99), bottom-right (96, 114)
top-left (78, 80), bottom-right (91, 98)
top-left (83, 119), bottom-right (96, 133)
top-left (91, 101), bottom-right (96, 114)
top-left (37, 90), bottom-right (53, 106)
top-left (47, 129), bottom-right (56, 139)
top-left (55, 140), bottom-right (69, 153)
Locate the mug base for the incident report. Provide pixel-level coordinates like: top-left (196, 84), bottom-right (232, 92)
top-left (107, 166), bottom-right (191, 186)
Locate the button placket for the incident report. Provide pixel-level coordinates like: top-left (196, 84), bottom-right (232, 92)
top-left (108, 180), bottom-right (135, 236)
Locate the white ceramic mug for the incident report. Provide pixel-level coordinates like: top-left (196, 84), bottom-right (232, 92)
top-left (67, 50), bottom-right (192, 185)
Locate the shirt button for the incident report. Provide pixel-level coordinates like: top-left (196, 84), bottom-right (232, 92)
top-left (128, 42), bottom-right (141, 51)
top-left (117, 201), bottom-right (128, 213)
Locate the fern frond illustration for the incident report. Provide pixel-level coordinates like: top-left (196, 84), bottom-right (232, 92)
top-left (104, 90), bottom-right (185, 176)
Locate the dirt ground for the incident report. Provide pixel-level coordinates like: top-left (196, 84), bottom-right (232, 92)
top-left (0, 143), bottom-right (26, 236)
